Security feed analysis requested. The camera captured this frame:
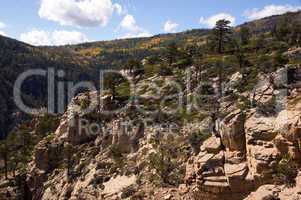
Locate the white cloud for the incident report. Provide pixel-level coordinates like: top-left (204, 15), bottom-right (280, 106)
top-left (244, 4), bottom-right (301, 20)
top-left (0, 21), bottom-right (6, 29)
top-left (0, 30), bottom-right (7, 37)
top-left (122, 31), bottom-right (152, 39)
top-left (119, 14), bottom-right (152, 38)
top-left (199, 13), bottom-right (236, 28)
top-left (20, 29), bottom-right (89, 46)
top-left (120, 14), bottom-right (140, 32)
top-left (51, 30), bottom-right (89, 45)
top-left (39, 0), bottom-right (123, 27)
top-left (164, 20), bottom-right (179, 33)
top-left (21, 30), bottom-right (51, 46)
top-left (114, 4), bottom-right (124, 15)
top-left (0, 21), bottom-right (7, 36)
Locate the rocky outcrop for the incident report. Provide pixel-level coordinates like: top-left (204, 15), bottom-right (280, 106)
top-left (284, 47), bottom-right (301, 60)
top-left (245, 172), bottom-right (301, 200)
top-left (26, 92), bottom-right (147, 200)
top-left (27, 138), bottom-right (64, 200)
top-left (220, 109), bottom-right (246, 152)
top-left (184, 109), bottom-right (251, 200)
top-left (184, 87), bottom-right (301, 200)
top-left (112, 120), bottom-right (145, 153)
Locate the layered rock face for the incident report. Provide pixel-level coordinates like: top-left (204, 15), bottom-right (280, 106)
top-left (185, 105), bottom-right (301, 200)
top-left (245, 172), bottom-right (301, 200)
top-left (26, 92), bottom-right (146, 200)
top-left (184, 68), bottom-right (301, 200)
top-left (184, 110), bottom-right (252, 200)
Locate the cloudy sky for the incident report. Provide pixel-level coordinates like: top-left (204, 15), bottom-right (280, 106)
top-left (0, 0), bottom-right (300, 46)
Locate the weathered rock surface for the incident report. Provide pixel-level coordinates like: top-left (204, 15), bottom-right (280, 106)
top-left (245, 172), bottom-right (301, 200)
top-left (26, 92), bottom-right (147, 200)
top-left (23, 66), bottom-right (301, 200)
top-left (184, 71), bottom-right (301, 200)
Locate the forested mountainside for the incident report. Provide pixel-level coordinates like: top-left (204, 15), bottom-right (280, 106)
top-left (0, 10), bottom-right (300, 200)
top-left (238, 10), bottom-right (301, 34)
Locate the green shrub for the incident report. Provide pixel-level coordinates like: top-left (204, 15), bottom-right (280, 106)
top-left (130, 191), bottom-right (145, 200)
top-left (116, 82), bottom-right (131, 98)
top-left (274, 154), bottom-right (298, 186)
top-left (121, 185), bottom-right (137, 199)
top-left (148, 140), bottom-right (185, 186)
top-left (158, 66), bottom-right (173, 76)
top-left (80, 98), bottom-right (90, 110)
top-left (109, 146), bottom-right (124, 168)
top-left (188, 131), bottom-right (211, 154)
top-left (237, 96), bottom-right (252, 110)
top-left (36, 114), bottom-right (60, 137)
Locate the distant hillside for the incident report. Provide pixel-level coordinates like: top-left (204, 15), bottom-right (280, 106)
top-left (0, 36), bottom-right (99, 137)
top-left (238, 11), bottom-right (301, 34)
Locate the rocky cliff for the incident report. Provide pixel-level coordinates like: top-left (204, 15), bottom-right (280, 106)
top-left (19, 64), bottom-right (301, 200)
top-left (184, 66), bottom-right (301, 200)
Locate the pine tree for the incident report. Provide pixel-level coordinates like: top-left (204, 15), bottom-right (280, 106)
top-left (210, 19), bottom-right (233, 98)
top-left (64, 143), bottom-right (75, 178)
top-left (234, 41), bottom-right (248, 78)
top-left (239, 27), bottom-right (251, 46)
top-left (212, 19), bottom-right (233, 54)
top-left (125, 59), bottom-right (141, 74)
top-left (290, 23), bottom-right (301, 46)
top-left (276, 18), bottom-right (290, 42)
top-left (103, 73), bottom-right (123, 100)
top-left (165, 42), bottom-right (179, 66)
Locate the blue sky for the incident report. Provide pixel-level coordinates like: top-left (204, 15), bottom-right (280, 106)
top-left (0, 0), bottom-right (300, 46)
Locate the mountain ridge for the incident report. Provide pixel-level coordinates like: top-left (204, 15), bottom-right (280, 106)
top-left (1, 11), bottom-right (300, 48)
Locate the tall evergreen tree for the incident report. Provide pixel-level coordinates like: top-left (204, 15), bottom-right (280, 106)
top-left (210, 19), bottom-right (233, 98)
top-left (212, 19), bottom-right (232, 54)
top-left (239, 26), bottom-right (251, 46)
top-left (103, 73), bottom-right (123, 100)
top-left (165, 42), bottom-right (179, 66)
top-left (125, 59), bottom-right (141, 74)
top-left (290, 23), bottom-right (301, 46)
top-left (275, 18), bottom-right (290, 42)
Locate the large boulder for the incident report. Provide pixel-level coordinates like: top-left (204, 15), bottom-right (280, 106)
top-left (112, 120), bottom-right (131, 153)
top-left (220, 110), bottom-right (246, 152)
top-left (245, 171), bottom-right (301, 200)
top-left (111, 119), bottom-right (145, 154)
top-left (27, 139), bottom-right (64, 200)
top-left (284, 47), bottom-right (301, 60)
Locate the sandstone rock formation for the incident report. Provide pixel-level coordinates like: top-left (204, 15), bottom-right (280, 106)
top-left (245, 171), bottom-right (301, 200)
top-left (26, 92), bottom-right (147, 200)
top-left (184, 68), bottom-right (301, 200)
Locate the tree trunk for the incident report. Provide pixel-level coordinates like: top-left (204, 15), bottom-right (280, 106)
top-left (4, 142), bottom-right (8, 180)
top-left (112, 86), bottom-right (116, 100)
top-left (218, 62), bottom-right (223, 99)
top-left (218, 31), bottom-right (223, 54)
